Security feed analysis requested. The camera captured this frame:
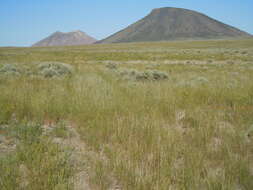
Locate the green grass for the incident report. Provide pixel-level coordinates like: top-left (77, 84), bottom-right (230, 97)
top-left (0, 38), bottom-right (253, 189)
top-left (0, 121), bottom-right (73, 190)
top-left (50, 121), bottom-right (71, 138)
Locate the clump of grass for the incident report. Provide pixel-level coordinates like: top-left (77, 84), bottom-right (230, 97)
top-left (192, 76), bottom-right (209, 84)
top-left (0, 155), bottom-right (19, 190)
top-left (50, 121), bottom-right (71, 138)
top-left (0, 121), bottom-right (73, 190)
top-left (244, 124), bottom-right (253, 143)
top-left (177, 76), bottom-right (209, 87)
top-left (227, 61), bottom-right (235, 65)
top-left (37, 62), bottom-right (73, 78)
top-left (6, 121), bottom-right (42, 144)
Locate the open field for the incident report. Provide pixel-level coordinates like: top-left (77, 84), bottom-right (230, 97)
top-left (0, 38), bottom-right (253, 190)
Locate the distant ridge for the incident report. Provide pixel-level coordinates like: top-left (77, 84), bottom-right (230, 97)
top-left (98, 7), bottom-right (251, 43)
top-left (32, 30), bottom-right (97, 47)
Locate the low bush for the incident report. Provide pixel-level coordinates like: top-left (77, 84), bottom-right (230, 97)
top-left (116, 68), bottom-right (168, 81)
top-left (0, 64), bottom-right (20, 76)
top-left (192, 76), bottom-right (209, 84)
top-left (105, 62), bottom-right (118, 70)
top-left (37, 62), bottom-right (73, 78)
top-left (145, 70), bottom-right (169, 80)
top-left (177, 76), bottom-right (209, 87)
top-left (0, 62), bottom-right (74, 78)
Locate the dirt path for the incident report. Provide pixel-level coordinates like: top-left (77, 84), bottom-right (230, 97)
top-left (44, 124), bottom-right (92, 190)
top-left (43, 122), bottom-right (121, 190)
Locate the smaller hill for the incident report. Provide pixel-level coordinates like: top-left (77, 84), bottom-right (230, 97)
top-left (32, 30), bottom-right (97, 47)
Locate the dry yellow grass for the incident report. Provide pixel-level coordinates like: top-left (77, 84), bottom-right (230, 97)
top-left (0, 38), bottom-right (253, 189)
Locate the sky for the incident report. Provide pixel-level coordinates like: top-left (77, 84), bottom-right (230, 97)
top-left (0, 0), bottom-right (252, 46)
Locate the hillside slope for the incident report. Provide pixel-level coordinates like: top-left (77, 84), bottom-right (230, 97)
top-left (32, 30), bottom-right (96, 47)
top-left (99, 7), bottom-right (251, 43)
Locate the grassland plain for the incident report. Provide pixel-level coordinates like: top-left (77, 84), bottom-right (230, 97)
top-left (0, 38), bottom-right (253, 190)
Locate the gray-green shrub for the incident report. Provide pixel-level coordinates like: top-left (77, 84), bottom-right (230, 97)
top-left (116, 68), bottom-right (168, 81)
top-left (105, 62), bottom-right (118, 70)
top-left (0, 64), bottom-right (20, 76)
top-left (37, 62), bottom-right (73, 78)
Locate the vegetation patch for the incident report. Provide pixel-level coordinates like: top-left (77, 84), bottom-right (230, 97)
top-left (0, 62), bottom-right (74, 78)
top-left (0, 122), bottom-right (73, 190)
top-left (105, 62), bottom-right (118, 70)
top-left (0, 39), bottom-right (253, 189)
top-left (0, 64), bottom-right (21, 76)
top-left (50, 121), bottom-right (71, 138)
top-left (177, 76), bottom-right (209, 87)
top-left (37, 62), bottom-right (73, 78)
top-left (115, 68), bottom-right (168, 81)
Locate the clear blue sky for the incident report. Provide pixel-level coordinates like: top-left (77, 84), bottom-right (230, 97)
top-left (0, 0), bottom-right (252, 46)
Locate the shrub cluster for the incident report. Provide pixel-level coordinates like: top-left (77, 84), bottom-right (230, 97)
top-left (38, 62), bottom-right (73, 78)
top-left (193, 76), bottom-right (209, 84)
top-left (177, 76), bottom-right (209, 87)
top-left (105, 62), bottom-right (118, 70)
top-left (0, 64), bottom-right (21, 76)
top-left (117, 68), bottom-right (168, 81)
top-left (0, 62), bottom-right (74, 78)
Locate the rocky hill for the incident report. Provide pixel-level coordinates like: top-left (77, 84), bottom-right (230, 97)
top-left (32, 30), bottom-right (96, 47)
top-left (99, 7), bottom-right (251, 43)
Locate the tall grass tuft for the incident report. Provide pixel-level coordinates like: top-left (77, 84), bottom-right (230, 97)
top-left (0, 121), bottom-right (73, 190)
